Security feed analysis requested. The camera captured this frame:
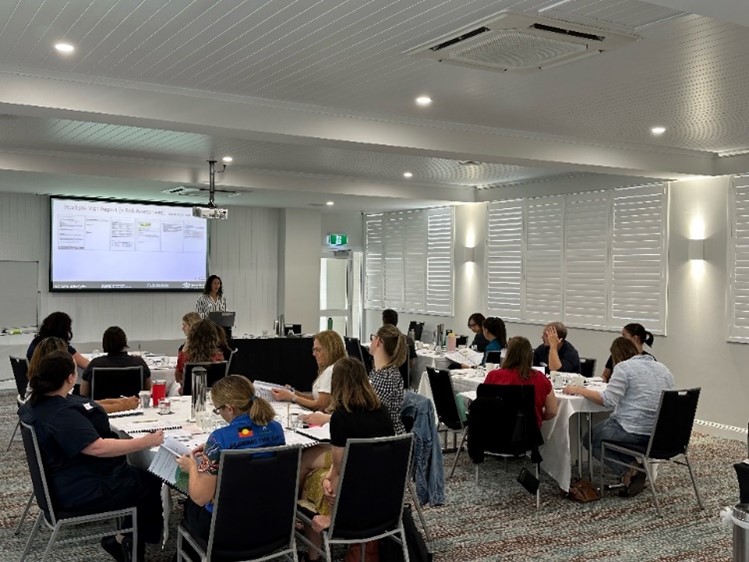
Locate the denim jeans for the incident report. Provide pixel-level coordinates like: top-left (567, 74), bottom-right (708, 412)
top-left (584, 418), bottom-right (650, 477)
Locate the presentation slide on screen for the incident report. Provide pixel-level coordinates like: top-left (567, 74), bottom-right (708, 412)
top-left (50, 198), bottom-right (208, 290)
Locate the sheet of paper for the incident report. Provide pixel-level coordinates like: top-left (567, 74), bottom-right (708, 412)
top-left (253, 380), bottom-right (286, 402)
top-left (444, 348), bottom-right (483, 367)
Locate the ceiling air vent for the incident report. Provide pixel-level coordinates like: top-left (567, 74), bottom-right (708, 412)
top-left (405, 11), bottom-right (638, 73)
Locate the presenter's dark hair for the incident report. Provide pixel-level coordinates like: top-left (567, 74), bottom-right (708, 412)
top-left (623, 323), bottom-right (654, 347)
top-left (37, 311), bottom-right (73, 343)
top-left (382, 309), bottom-right (398, 326)
top-left (468, 313), bottom-right (485, 328)
top-left (102, 326), bottom-right (128, 354)
top-left (482, 317), bottom-right (507, 347)
top-left (203, 275), bottom-right (223, 297)
top-left (29, 350), bottom-right (74, 403)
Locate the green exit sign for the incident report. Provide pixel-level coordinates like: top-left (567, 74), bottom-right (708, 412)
top-left (326, 233), bottom-right (348, 246)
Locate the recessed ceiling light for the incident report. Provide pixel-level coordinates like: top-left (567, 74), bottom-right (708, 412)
top-left (222, 156), bottom-right (233, 163)
top-left (651, 126), bottom-right (666, 136)
top-left (54, 42), bottom-right (75, 54)
top-left (326, 201), bottom-right (335, 206)
top-left (403, 172), bottom-right (413, 179)
top-left (415, 96), bottom-right (432, 107)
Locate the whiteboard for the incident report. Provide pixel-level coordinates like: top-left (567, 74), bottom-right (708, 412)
top-left (0, 261), bottom-right (39, 328)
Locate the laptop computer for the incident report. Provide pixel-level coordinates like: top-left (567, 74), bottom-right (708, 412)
top-left (208, 311), bottom-right (235, 328)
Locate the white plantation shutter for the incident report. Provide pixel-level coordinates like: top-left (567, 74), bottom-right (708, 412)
top-left (364, 207), bottom-right (454, 316)
top-left (524, 196), bottom-right (564, 323)
top-left (363, 214), bottom-right (383, 309)
top-left (729, 177), bottom-right (749, 341)
top-left (564, 191), bottom-right (610, 328)
top-left (610, 185), bottom-right (667, 334)
top-left (486, 200), bottom-right (524, 320)
top-left (425, 207), bottom-right (454, 315)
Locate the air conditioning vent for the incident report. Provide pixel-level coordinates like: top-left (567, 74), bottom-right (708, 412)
top-left (405, 11), bottom-right (638, 73)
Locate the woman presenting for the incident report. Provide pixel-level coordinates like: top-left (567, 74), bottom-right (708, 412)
top-left (195, 275), bottom-right (227, 318)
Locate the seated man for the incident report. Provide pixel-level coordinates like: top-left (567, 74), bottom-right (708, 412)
top-left (532, 322), bottom-right (581, 373)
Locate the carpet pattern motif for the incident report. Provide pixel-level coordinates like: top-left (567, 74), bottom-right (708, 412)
top-left (0, 391), bottom-right (740, 561)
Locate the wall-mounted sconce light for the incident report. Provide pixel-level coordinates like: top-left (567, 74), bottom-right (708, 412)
top-left (464, 246), bottom-right (476, 263)
top-left (688, 239), bottom-right (705, 261)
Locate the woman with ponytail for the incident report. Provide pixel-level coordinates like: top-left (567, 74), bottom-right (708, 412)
top-left (368, 324), bottom-right (407, 434)
top-left (601, 323), bottom-right (655, 382)
top-left (176, 375), bottom-right (285, 554)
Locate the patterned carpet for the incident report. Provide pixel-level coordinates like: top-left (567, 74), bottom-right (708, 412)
top-left (0, 390), bottom-right (741, 561)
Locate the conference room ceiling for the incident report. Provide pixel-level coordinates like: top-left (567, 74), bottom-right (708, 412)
top-left (0, 0), bottom-right (747, 211)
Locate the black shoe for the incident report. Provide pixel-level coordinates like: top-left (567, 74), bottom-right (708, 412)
top-left (619, 470), bottom-right (647, 497)
top-left (101, 536), bottom-right (126, 562)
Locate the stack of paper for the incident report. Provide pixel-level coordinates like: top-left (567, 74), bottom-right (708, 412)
top-left (445, 348), bottom-right (484, 367)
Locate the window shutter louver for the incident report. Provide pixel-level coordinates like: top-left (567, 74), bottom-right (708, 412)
top-left (383, 213), bottom-right (405, 309)
top-left (363, 214), bottom-right (383, 309)
top-left (524, 196), bottom-right (564, 323)
top-left (486, 200), bottom-right (524, 320)
top-left (425, 207), bottom-right (454, 315)
top-left (729, 178), bottom-right (749, 341)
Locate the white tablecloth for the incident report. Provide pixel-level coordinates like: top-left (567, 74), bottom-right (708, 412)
top-left (417, 370), bottom-right (611, 492)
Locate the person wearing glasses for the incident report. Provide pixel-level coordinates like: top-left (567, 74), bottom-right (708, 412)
top-left (467, 312), bottom-right (489, 352)
top-left (176, 375), bottom-right (285, 558)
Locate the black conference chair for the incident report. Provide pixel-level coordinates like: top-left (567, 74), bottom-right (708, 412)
top-left (296, 434), bottom-right (414, 562)
top-left (18, 421), bottom-right (138, 561)
top-left (579, 357), bottom-right (597, 378)
top-left (467, 384), bottom-right (544, 508)
top-left (177, 444), bottom-right (302, 562)
top-left (426, 367), bottom-right (467, 478)
top-left (485, 351), bottom-right (502, 365)
top-left (7, 356), bottom-right (29, 451)
top-left (600, 387), bottom-right (703, 517)
top-left (182, 361), bottom-right (228, 395)
top-left (344, 337), bottom-right (365, 363)
top-left (90, 366), bottom-right (144, 400)
top-left (226, 348), bottom-right (239, 373)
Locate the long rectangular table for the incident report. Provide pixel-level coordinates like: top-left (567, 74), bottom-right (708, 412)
top-left (417, 369), bottom-right (611, 492)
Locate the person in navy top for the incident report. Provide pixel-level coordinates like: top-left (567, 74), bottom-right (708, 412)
top-left (176, 375), bottom-right (285, 559)
top-left (532, 322), bottom-right (581, 373)
top-left (26, 311), bottom-right (89, 370)
top-left (467, 313), bottom-right (489, 352)
top-left (482, 316), bottom-right (507, 365)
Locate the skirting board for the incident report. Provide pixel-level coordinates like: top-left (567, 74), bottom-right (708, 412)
top-left (694, 418), bottom-right (748, 444)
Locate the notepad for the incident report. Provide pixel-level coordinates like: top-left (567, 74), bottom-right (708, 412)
top-left (253, 380), bottom-right (286, 402)
top-left (148, 437), bottom-right (191, 494)
top-left (296, 424), bottom-right (331, 442)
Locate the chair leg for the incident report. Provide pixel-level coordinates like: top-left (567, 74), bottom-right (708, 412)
top-left (475, 464), bottom-right (479, 487)
top-left (14, 491), bottom-right (34, 536)
top-left (449, 432), bottom-right (467, 478)
top-left (323, 532), bottom-right (332, 562)
top-left (41, 523), bottom-right (61, 562)
top-left (535, 464), bottom-right (540, 509)
top-left (6, 420), bottom-right (19, 451)
top-left (683, 454), bottom-right (704, 510)
top-left (20, 512), bottom-right (43, 561)
top-left (131, 509), bottom-right (138, 562)
top-left (407, 481), bottom-right (432, 543)
top-left (642, 460), bottom-right (662, 517)
top-left (400, 523), bottom-right (411, 562)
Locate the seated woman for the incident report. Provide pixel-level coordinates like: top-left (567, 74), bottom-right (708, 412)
top-left (80, 326), bottom-right (151, 398)
top-left (303, 357), bottom-right (394, 561)
top-left (176, 375), bottom-right (285, 558)
top-left (563, 337), bottom-right (674, 497)
top-left (368, 324), bottom-right (407, 435)
top-left (467, 312), bottom-right (489, 352)
top-left (175, 319), bottom-right (225, 387)
top-left (19, 350), bottom-right (164, 561)
top-left (179, 312), bottom-right (202, 353)
top-left (29, 337), bottom-right (138, 414)
top-left (26, 311), bottom-right (89, 370)
top-left (601, 323), bottom-right (655, 382)
top-left (484, 336), bottom-right (558, 428)
top-left (482, 316), bottom-right (507, 365)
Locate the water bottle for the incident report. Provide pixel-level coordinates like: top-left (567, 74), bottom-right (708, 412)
top-left (191, 367), bottom-right (207, 422)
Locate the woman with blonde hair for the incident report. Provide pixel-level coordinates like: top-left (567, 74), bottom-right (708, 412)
top-left (176, 375), bottom-right (285, 557)
top-left (271, 329), bottom-right (345, 411)
top-left (175, 319), bottom-right (224, 384)
top-left (179, 311), bottom-right (202, 353)
top-left (368, 323), bottom-right (407, 434)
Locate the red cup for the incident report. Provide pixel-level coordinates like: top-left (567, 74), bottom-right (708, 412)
top-left (151, 379), bottom-right (166, 407)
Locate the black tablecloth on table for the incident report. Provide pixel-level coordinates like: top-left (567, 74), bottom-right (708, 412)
top-left (229, 337), bottom-right (319, 391)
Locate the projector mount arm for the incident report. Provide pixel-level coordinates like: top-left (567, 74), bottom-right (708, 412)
top-left (206, 160), bottom-right (227, 208)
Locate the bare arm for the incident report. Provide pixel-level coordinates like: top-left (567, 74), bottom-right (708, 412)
top-left (97, 396), bottom-right (139, 413)
top-left (79, 380), bottom-right (91, 397)
top-left (177, 453), bottom-right (217, 506)
top-left (601, 367), bottom-right (612, 383)
top-left (73, 351), bottom-right (90, 369)
top-left (271, 387), bottom-right (331, 412)
top-left (542, 390), bottom-right (559, 420)
top-left (81, 430), bottom-right (163, 458)
top-left (562, 385), bottom-right (604, 406)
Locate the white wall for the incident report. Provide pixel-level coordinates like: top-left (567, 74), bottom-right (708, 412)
top-left (0, 192), bottom-right (279, 346)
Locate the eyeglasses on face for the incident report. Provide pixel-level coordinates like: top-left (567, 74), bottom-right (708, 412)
top-left (212, 405), bottom-right (226, 415)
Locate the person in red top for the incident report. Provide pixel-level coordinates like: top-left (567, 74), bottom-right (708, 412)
top-left (175, 319), bottom-right (225, 386)
top-left (484, 336), bottom-right (559, 428)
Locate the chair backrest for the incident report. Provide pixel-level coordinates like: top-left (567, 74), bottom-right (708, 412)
top-left (182, 361), bottom-right (228, 395)
top-left (407, 321), bottom-right (424, 341)
top-left (485, 351), bottom-right (502, 365)
top-left (91, 366), bottom-right (144, 400)
top-left (472, 384), bottom-right (543, 457)
top-left (344, 337), bottom-right (365, 363)
top-left (426, 367), bottom-right (464, 430)
top-left (456, 335), bottom-right (468, 347)
top-left (208, 445), bottom-right (301, 559)
top-left (19, 421), bottom-right (57, 525)
top-left (329, 435), bottom-right (413, 541)
top-left (226, 349), bottom-right (238, 373)
top-left (10, 356), bottom-right (29, 397)
top-left (398, 357), bottom-right (410, 389)
top-left (579, 357), bottom-right (597, 378)
top-left (647, 388), bottom-right (701, 459)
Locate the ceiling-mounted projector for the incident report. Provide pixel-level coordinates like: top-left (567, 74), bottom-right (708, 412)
top-left (193, 159), bottom-right (229, 220)
top-left (192, 206), bottom-right (228, 220)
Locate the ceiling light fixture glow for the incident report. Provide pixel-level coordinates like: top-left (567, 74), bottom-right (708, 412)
top-left (54, 42), bottom-right (75, 53)
top-left (222, 156), bottom-right (233, 163)
top-left (651, 126), bottom-right (666, 135)
top-left (415, 96), bottom-right (432, 106)
top-left (326, 201), bottom-right (335, 206)
top-left (403, 172), bottom-right (413, 179)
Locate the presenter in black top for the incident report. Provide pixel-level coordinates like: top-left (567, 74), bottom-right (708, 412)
top-left (195, 275), bottom-right (227, 319)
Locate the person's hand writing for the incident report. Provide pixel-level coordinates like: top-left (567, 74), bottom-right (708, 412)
top-left (143, 429), bottom-right (164, 448)
top-left (270, 387), bottom-right (294, 402)
top-left (191, 443), bottom-right (205, 456)
top-left (303, 412), bottom-right (329, 426)
top-left (122, 396), bottom-right (139, 410)
top-left (176, 454), bottom-right (194, 472)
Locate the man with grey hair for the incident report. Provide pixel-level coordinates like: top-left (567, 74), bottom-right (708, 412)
top-left (532, 322), bottom-right (581, 373)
